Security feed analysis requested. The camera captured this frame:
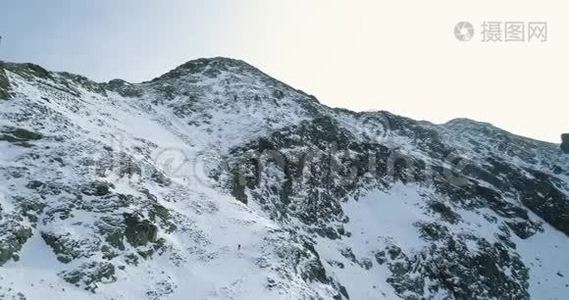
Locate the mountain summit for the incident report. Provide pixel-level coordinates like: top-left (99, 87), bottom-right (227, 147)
top-left (149, 57), bottom-right (261, 81)
top-left (0, 58), bottom-right (568, 299)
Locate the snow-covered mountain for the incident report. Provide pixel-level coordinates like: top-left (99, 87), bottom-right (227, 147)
top-left (1, 57), bottom-right (568, 299)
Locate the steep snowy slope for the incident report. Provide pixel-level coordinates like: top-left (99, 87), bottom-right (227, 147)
top-left (0, 58), bottom-right (568, 299)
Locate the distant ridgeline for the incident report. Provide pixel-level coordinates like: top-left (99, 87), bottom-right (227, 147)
top-left (562, 134), bottom-right (569, 154)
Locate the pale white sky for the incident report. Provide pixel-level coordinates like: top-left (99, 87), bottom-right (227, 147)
top-left (1, 0), bottom-right (567, 142)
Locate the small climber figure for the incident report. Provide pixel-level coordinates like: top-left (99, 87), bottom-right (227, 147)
top-left (238, 244), bottom-right (241, 250)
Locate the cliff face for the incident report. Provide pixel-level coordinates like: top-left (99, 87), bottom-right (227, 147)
top-left (0, 58), bottom-right (568, 299)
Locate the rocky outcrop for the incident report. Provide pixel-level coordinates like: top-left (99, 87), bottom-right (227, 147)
top-left (0, 63), bottom-right (11, 100)
top-left (562, 133), bottom-right (569, 154)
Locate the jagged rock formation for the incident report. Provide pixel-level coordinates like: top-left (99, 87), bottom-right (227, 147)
top-left (0, 58), bottom-right (568, 299)
top-left (561, 133), bottom-right (569, 154)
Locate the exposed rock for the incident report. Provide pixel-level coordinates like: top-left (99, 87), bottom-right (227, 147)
top-left (123, 213), bottom-right (158, 247)
top-left (562, 133), bottom-right (569, 154)
top-left (0, 64), bottom-right (11, 100)
top-left (104, 79), bottom-right (143, 98)
top-left (0, 228), bottom-right (32, 266)
top-left (81, 181), bottom-right (114, 197)
top-left (0, 127), bottom-right (43, 146)
top-left (60, 262), bottom-right (116, 292)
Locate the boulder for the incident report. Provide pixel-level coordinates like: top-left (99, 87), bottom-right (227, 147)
top-left (562, 134), bottom-right (569, 154)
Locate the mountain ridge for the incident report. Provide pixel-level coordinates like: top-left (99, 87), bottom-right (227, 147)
top-left (1, 58), bottom-right (558, 146)
top-left (1, 57), bottom-right (568, 299)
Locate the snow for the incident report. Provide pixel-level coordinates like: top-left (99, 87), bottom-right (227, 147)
top-left (315, 183), bottom-right (431, 299)
top-left (515, 212), bottom-right (569, 299)
top-left (1, 58), bottom-right (569, 299)
top-left (0, 66), bottom-right (321, 299)
top-left (343, 183), bottom-right (430, 251)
